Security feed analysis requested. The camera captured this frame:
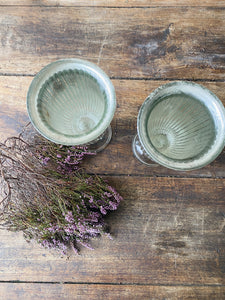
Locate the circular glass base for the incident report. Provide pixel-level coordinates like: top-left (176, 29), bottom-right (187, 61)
top-left (87, 126), bottom-right (112, 153)
top-left (20, 122), bottom-right (112, 153)
top-left (132, 135), bottom-right (158, 166)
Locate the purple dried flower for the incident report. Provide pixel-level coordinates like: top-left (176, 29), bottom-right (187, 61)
top-left (42, 157), bottom-right (50, 165)
top-left (100, 206), bottom-right (107, 215)
top-left (107, 185), bottom-right (123, 203)
top-left (76, 205), bottom-right (80, 212)
top-left (65, 227), bottom-right (75, 234)
top-left (78, 222), bottom-right (86, 233)
top-left (89, 196), bottom-right (94, 203)
top-left (47, 224), bottom-right (61, 233)
top-left (78, 240), bottom-right (94, 250)
top-left (109, 201), bottom-right (118, 210)
top-left (64, 155), bottom-right (71, 163)
top-left (65, 211), bottom-right (74, 223)
top-left (104, 192), bottom-right (112, 198)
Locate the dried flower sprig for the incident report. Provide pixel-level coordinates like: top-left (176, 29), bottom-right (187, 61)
top-left (36, 141), bottom-right (96, 174)
top-left (18, 125), bottom-right (96, 174)
top-left (0, 133), bottom-right (122, 255)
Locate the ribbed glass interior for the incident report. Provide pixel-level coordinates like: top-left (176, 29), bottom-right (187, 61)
top-left (37, 69), bottom-right (107, 137)
top-left (146, 93), bottom-right (216, 160)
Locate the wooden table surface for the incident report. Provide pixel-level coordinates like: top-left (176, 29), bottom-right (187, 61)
top-left (0, 1), bottom-right (225, 299)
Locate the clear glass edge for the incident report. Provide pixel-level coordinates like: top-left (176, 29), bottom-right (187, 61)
top-left (27, 58), bottom-right (116, 146)
top-left (137, 81), bottom-right (225, 171)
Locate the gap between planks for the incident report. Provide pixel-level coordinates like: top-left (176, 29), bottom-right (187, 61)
top-left (0, 73), bottom-right (225, 83)
top-left (0, 281), bottom-right (224, 287)
top-left (0, 5), bottom-right (224, 9)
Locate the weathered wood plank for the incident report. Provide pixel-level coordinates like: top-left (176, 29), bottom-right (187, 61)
top-left (0, 0), bottom-right (224, 7)
top-left (0, 283), bottom-right (224, 300)
top-left (0, 7), bottom-right (224, 79)
top-left (1, 76), bottom-right (225, 177)
top-left (0, 176), bottom-right (224, 284)
top-left (0, 76), bottom-right (30, 142)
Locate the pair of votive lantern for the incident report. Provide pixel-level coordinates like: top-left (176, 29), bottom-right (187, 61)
top-left (27, 59), bottom-right (225, 171)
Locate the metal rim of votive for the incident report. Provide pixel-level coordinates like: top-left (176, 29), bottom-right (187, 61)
top-left (137, 81), bottom-right (225, 171)
top-left (27, 58), bottom-right (116, 145)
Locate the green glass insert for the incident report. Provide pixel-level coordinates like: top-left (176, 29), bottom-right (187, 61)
top-left (27, 58), bottom-right (116, 146)
top-left (133, 81), bottom-right (225, 170)
top-left (37, 69), bottom-right (107, 137)
top-left (146, 93), bottom-right (215, 161)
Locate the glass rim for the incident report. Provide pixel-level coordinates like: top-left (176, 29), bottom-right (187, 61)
top-left (137, 81), bottom-right (225, 170)
top-left (27, 58), bottom-right (116, 145)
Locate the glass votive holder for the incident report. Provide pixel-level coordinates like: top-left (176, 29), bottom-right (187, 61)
top-left (27, 58), bottom-right (116, 151)
top-left (133, 81), bottom-right (225, 171)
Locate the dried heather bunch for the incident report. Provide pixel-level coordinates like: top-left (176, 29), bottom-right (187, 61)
top-left (0, 135), bottom-right (122, 255)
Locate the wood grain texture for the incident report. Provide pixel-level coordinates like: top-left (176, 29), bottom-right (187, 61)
top-left (0, 283), bottom-right (224, 300)
top-left (1, 76), bottom-right (225, 177)
top-left (0, 7), bottom-right (224, 79)
top-left (0, 0), bottom-right (224, 6)
top-left (0, 176), bottom-right (224, 284)
top-left (0, 2), bottom-right (225, 298)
